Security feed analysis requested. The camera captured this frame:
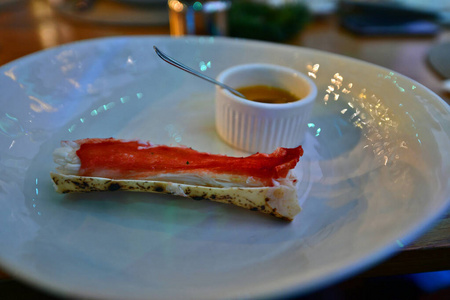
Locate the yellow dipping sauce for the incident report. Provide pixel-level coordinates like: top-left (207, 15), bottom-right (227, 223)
top-left (237, 85), bottom-right (299, 104)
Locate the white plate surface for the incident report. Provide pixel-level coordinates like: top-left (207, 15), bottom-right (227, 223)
top-left (0, 36), bottom-right (448, 300)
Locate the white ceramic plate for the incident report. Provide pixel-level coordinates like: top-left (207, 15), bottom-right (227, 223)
top-left (0, 36), bottom-right (448, 300)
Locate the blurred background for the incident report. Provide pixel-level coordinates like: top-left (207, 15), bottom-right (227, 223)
top-left (0, 0), bottom-right (449, 299)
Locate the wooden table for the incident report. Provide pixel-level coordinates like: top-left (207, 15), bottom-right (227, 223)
top-left (0, 0), bottom-right (449, 286)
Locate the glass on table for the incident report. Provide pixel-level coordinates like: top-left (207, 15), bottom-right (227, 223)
top-left (168, 0), bottom-right (231, 36)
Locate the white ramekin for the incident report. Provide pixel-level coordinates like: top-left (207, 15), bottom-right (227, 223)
top-left (215, 63), bottom-right (317, 153)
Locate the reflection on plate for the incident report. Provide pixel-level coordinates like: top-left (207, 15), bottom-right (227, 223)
top-left (0, 36), bottom-right (448, 300)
